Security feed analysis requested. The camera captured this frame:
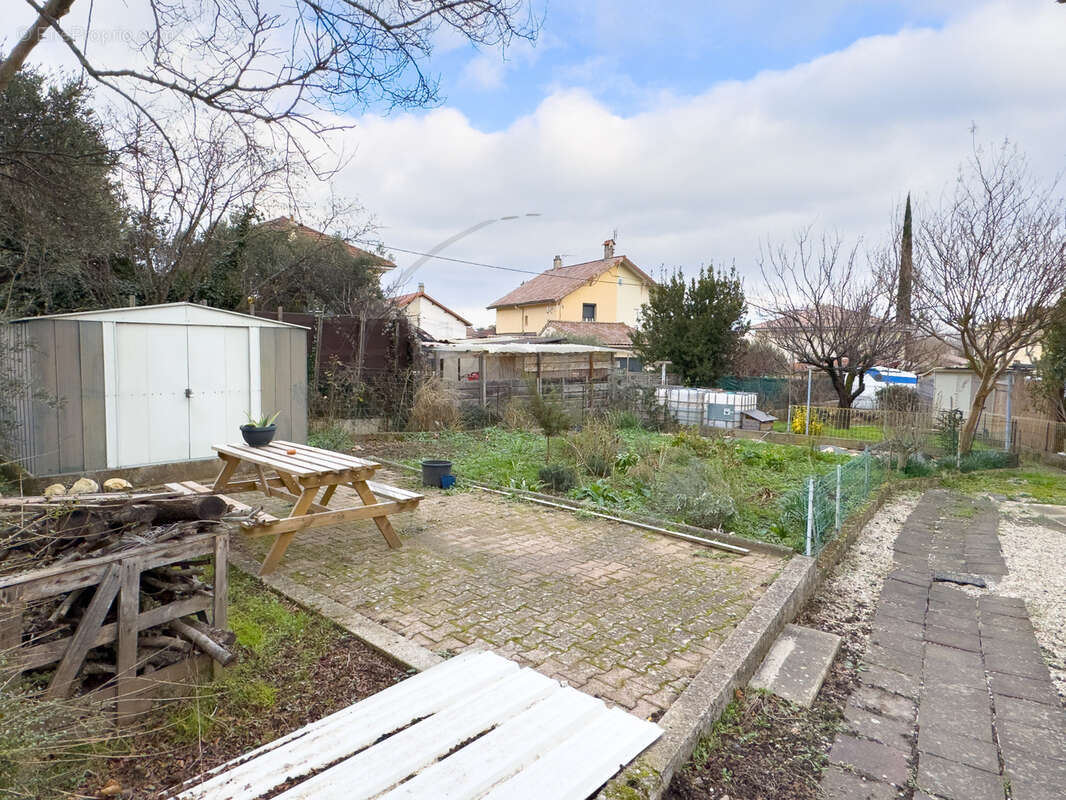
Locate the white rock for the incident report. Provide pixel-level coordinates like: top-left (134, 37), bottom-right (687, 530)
top-left (43, 483), bottom-right (66, 497)
top-left (103, 478), bottom-right (133, 492)
top-left (69, 477), bottom-right (100, 495)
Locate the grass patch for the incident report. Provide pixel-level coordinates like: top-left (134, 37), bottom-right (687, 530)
top-left (161, 568), bottom-right (342, 742)
top-left (388, 426), bottom-right (850, 547)
top-left (939, 465), bottom-right (1066, 504)
top-left (771, 419), bottom-right (884, 442)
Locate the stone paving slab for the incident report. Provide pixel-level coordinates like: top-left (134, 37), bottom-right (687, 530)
top-left (749, 623), bottom-right (840, 707)
top-left (819, 489), bottom-right (1066, 800)
top-left (234, 478), bottom-right (784, 719)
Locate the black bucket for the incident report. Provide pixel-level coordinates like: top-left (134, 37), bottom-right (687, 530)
top-left (420, 459), bottom-right (453, 488)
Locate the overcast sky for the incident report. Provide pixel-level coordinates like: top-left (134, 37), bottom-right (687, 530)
top-left (6, 1), bottom-right (1066, 326)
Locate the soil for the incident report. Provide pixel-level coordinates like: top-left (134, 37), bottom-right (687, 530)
top-left (665, 495), bottom-right (919, 800)
top-left (82, 635), bottom-right (408, 799)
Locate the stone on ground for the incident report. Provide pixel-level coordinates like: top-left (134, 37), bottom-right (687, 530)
top-left (749, 623), bottom-right (841, 707)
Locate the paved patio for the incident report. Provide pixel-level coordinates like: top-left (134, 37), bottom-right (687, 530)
top-left (235, 473), bottom-right (786, 720)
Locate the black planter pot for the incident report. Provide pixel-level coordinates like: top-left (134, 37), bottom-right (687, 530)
top-left (421, 459), bottom-right (453, 488)
top-left (240, 424), bottom-right (277, 447)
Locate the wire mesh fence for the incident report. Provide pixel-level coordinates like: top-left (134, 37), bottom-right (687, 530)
top-left (775, 449), bottom-right (888, 556)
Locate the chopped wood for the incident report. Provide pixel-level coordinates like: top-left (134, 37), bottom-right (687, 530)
top-left (169, 619), bottom-right (236, 667)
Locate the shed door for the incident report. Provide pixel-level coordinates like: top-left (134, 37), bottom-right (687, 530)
top-left (114, 324), bottom-right (250, 466)
top-left (187, 326), bottom-right (250, 459)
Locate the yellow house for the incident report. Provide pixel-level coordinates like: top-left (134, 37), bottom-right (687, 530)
top-left (488, 240), bottom-right (655, 334)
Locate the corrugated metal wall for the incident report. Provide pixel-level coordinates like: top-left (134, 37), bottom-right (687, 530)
top-left (3, 319), bottom-right (107, 476)
top-left (5, 318), bottom-right (307, 476)
top-left (0, 322), bottom-right (35, 473)
top-left (259, 327), bottom-right (308, 444)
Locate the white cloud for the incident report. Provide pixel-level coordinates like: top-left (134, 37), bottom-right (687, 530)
top-left (329, 1), bottom-right (1066, 326)
top-left (461, 53), bottom-right (507, 90)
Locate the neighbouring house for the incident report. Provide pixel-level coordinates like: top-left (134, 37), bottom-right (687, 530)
top-left (258, 216), bottom-right (396, 277)
top-left (390, 283), bottom-right (472, 342)
top-left (488, 239), bottom-right (655, 334)
top-left (1, 303), bottom-right (308, 475)
top-left (538, 320), bottom-right (642, 372)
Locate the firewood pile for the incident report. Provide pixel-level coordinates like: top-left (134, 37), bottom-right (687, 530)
top-left (0, 491), bottom-right (235, 694)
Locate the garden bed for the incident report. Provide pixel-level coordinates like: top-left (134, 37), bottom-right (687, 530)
top-left (351, 426), bottom-right (852, 548)
top-left (3, 569), bottom-right (408, 799)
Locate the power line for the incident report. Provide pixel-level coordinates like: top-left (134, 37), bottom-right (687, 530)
top-left (355, 240), bottom-right (652, 292)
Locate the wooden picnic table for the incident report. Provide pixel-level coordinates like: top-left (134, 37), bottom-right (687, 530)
top-left (187, 440), bottom-right (423, 576)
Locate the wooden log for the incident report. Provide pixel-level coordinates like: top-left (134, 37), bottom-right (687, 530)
top-left (134, 495), bottom-right (228, 523)
top-left (139, 634), bottom-right (191, 651)
top-left (169, 619), bottom-right (236, 667)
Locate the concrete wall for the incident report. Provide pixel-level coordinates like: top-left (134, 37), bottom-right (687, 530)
top-left (403, 297), bottom-right (468, 341)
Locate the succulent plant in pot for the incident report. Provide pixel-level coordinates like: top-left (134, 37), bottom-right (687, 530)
top-left (241, 411), bottom-right (281, 446)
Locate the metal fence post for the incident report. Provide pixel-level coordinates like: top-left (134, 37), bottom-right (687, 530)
top-left (805, 367), bottom-right (812, 436)
top-left (805, 476), bottom-right (815, 557)
top-left (835, 464), bottom-right (842, 532)
top-left (864, 448), bottom-right (871, 495)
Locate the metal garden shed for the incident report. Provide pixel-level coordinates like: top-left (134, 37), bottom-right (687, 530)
top-left (3, 303), bottom-right (308, 476)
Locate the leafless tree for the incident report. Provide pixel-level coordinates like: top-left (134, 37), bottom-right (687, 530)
top-left (2, 0), bottom-right (537, 180)
top-left (117, 111), bottom-right (296, 303)
top-left (913, 140), bottom-right (1066, 453)
top-left (757, 231), bottom-right (906, 414)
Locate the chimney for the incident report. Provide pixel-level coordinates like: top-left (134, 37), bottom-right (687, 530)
top-left (418, 282), bottom-right (425, 293)
top-left (603, 238), bottom-right (615, 259)
top-left (552, 255), bottom-right (562, 270)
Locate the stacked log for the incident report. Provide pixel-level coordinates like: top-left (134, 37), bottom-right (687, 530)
top-left (0, 491), bottom-right (235, 695)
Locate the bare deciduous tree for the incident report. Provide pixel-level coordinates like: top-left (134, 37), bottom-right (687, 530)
top-left (757, 231), bottom-right (906, 414)
top-left (117, 112), bottom-right (297, 303)
top-left (913, 140), bottom-right (1066, 453)
top-left (2, 0), bottom-right (538, 177)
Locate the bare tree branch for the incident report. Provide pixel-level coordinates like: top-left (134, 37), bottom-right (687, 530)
top-left (913, 138), bottom-right (1066, 452)
top-left (756, 229), bottom-right (906, 413)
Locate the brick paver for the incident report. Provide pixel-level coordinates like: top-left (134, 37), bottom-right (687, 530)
top-left (820, 490), bottom-right (1066, 799)
top-left (235, 474), bottom-right (784, 718)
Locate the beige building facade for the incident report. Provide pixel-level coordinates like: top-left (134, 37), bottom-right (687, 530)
top-left (489, 240), bottom-right (654, 335)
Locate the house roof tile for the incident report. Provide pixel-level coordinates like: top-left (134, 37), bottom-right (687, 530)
top-left (487, 256), bottom-right (654, 309)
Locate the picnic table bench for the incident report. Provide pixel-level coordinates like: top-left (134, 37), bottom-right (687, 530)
top-left (168, 440), bottom-right (423, 575)
top-left (167, 650), bottom-right (662, 800)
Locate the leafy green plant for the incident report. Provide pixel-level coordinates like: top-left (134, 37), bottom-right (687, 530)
top-left (611, 409), bottom-right (642, 430)
top-left (651, 460), bottom-right (737, 529)
top-left (538, 463), bottom-right (577, 492)
top-left (568, 419), bottom-right (621, 477)
top-left (527, 389), bottom-right (572, 462)
top-left (461, 405), bottom-right (501, 430)
top-left (307, 423), bottom-right (354, 452)
top-left (614, 450), bottom-right (639, 474)
top-left (570, 479), bottom-right (622, 506)
top-left (903, 452), bottom-right (936, 477)
top-left (245, 410), bottom-right (281, 427)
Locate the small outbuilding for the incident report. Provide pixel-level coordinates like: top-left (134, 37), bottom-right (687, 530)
top-left (740, 409), bottom-right (778, 431)
top-left (2, 303), bottom-right (308, 476)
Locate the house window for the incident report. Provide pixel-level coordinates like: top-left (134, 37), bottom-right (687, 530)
top-left (582, 303), bottom-right (596, 321)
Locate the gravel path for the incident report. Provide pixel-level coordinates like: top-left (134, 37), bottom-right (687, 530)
top-left (994, 501), bottom-right (1066, 701)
